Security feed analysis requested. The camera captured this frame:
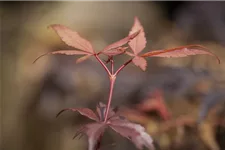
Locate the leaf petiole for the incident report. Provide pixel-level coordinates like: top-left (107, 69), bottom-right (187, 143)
top-left (94, 54), bottom-right (111, 76)
top-left (104, 75), bottom-right (116, 123)
top-left (114, 59), bottom-right (133, 76)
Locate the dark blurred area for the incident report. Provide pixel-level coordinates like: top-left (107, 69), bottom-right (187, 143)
top-left (1, 1), bottom-right (225, 150)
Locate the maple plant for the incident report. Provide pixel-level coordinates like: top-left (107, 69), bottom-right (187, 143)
top-left (34, 17), bottom-right (220, 150)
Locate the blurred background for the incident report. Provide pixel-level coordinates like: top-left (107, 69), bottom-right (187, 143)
top-left (1, 1), bottom-right (225, 150)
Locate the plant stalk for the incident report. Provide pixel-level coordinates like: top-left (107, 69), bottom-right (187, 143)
top-left (103, 58), bottom-right (133, 122)
top-left (95, 54), bottom-right (132, 122)
top-left (94, 54), bottom-right (111, 76)
top-left (114, 59), bottom-right (132, 76)
top-left (104, 75), bottom-right (116, 122)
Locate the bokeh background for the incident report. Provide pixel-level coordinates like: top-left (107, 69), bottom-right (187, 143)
top-left (1, 1), bottom-right (225, 150)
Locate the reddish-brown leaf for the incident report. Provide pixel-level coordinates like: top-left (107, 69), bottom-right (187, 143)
top-left (109, 118), bottom-right (154, 150)
top-left (132, 56), bottom-right (147, 71)
top-left (56, 108), bottom-right (99, 121)
top-left (102, 30), bottom-right (140, 53)
top-left (49, 24), bottom-right (94, 53)
top-left (141, 45), bottom-right (220, 64)
top-left (128, 17), bottom-right (147, 55)
top-left (33, 50), bottom-right (91, 63)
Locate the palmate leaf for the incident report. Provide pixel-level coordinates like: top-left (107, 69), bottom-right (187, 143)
top-left (141, 45), bottom-right (220, 64)
top-left (57, 102), bottom-right (155, 150)
top-left (33, 50), bottom-right (92, 63)
top-left (49, 24), bottom-right (94, 53)
top-left (56, 108), bottom-right (99, 121)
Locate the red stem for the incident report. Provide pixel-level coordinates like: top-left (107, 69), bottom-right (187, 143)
top-left (103, 58), bottom-right (133, 122)
top-left (104, 76), bottom-right (116, 122)
top-left (114, 59), bottom-right (132, 76)
top-left (94, 54), bottom-right (111, 76)
top-left (94, 53), bottom-right (115, 122)
top-left (94, 54), bottom-right (133, 122)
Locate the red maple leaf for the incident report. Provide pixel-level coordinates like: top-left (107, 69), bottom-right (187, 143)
top-left (57, 102), bottom-right (155, 150)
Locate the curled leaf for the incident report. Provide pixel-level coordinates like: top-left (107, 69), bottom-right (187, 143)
top-left (141, 45), bottom-right (220, 64)
top-left (102, 47), bottom-right (128, 56)
top-left (49, 24), bottom-right (94, 53)
top-left (33, 50), bottom-right (91, 63)
top-left (56, 108), bottom-right (99, 121)
top-left (129, 17), bottom-right (147, 55)
top-left (132, 56), bottom-right (147, 71)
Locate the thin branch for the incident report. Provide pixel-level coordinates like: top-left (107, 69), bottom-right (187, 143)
top-left (94, 54), bottom-right (111, 76)
top-left (104, 76), bottom-right (116, 122)
top-left (114, 59), bottom-right (132, 76)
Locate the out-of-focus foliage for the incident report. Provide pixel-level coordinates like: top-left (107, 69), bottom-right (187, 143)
top-left (1, 1), bottom-right (225, 150)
